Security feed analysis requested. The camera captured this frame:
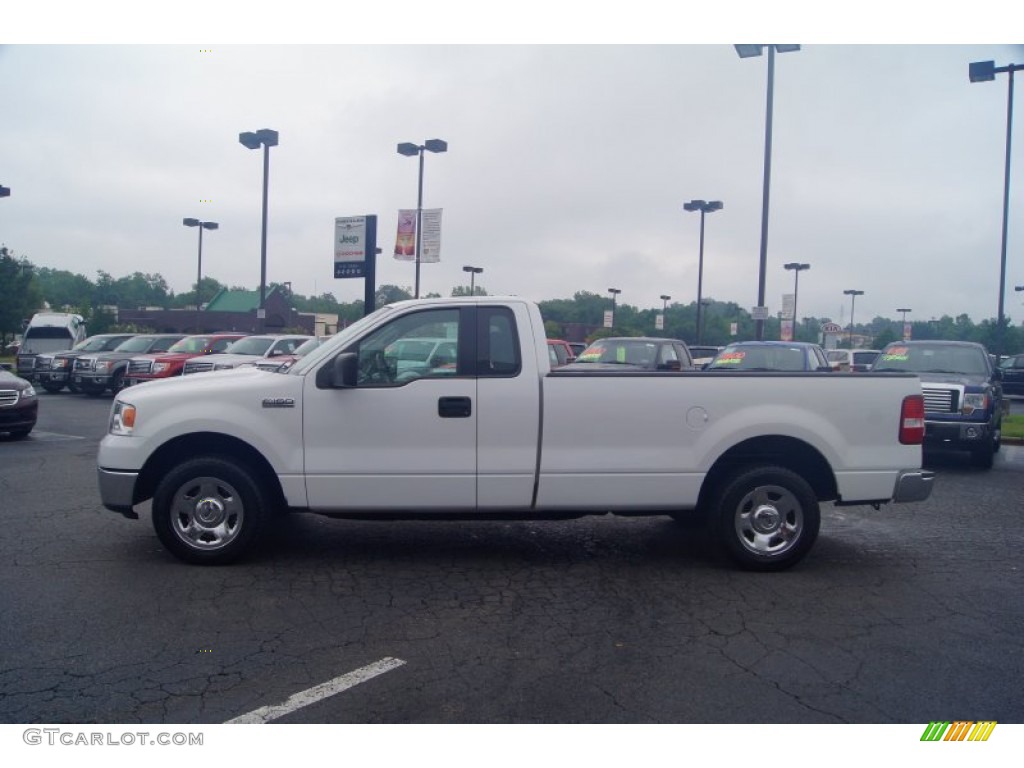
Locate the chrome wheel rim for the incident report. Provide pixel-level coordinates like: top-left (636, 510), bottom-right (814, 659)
top-left (170, 476), bottom-right (244, 551)
top-left (733, 483), bottom-right (803, 557)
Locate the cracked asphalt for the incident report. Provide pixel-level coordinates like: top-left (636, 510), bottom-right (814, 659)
top-left (1, 392), bottom-right (1022, 724)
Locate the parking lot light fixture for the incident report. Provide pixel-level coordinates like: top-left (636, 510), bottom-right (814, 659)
top-left (970, 59), bottom-right (1023, 360)
top-left (238, 128), bottom-right (279, 332)
top-left (462, 265), bottom-right (483, 294)
top-left (783, 262), bottom-right (810, 339)
top-left (844, 289), bottom-right (864, 347)
top-left (735, 44), bottom-right (800, 341)
top-left (183, 219), bottom-right (219, 333)
top-left (660, 294), bottom-right (671, 313)
top-left (398, 138), bottom-right (448, 298)
top-left (683, 199), bottom-right (723, 345)
top-left (608, 288), bottom-right (621, 329)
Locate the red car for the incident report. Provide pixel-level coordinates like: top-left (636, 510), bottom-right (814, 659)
top-left (123, 333), bottom-right (246, 387)
top-left (547, 339), bottom-right (576, 368)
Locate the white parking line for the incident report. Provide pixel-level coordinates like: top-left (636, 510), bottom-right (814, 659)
top-left (225, 657), bottom-right (406, 724)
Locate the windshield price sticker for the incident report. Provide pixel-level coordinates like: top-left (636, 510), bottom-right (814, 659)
top-left (714, 352), bottom-right (745, 365)
top-left (578, 348), bottom-right (603, 362)
top-left (883, 347), bottom-right (909, 361)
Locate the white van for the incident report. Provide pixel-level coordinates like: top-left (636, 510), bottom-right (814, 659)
top-left (16, 312), bottom-right (88, 381)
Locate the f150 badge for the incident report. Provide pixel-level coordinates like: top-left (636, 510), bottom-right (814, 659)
top-left (262, 397), bottom-right (295, 408)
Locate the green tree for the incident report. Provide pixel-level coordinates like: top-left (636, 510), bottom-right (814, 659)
top-left (0, 247), bottom-right (42, 344)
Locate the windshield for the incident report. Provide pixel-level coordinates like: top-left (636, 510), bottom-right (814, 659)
top-left (708, 345), bottom-right (809, 371)
top-left (873, 344), bottom-right (989, 375)
top-left (575, 339), bottom-right (658, 366)
top-left (167, 336), bottom-right (218, 354)
top-left (223, 337), bottom-right (275, 356)
top-left (78, 336), bottom-right (126, 352)
top-left (114, 336), bottom-right (159, 353)
top-left (826, 351), bottom-right (848, 362)
top-left (24, 327), bottom-right (75, 341)
top-left (292, 337), bottom-right (323, 356)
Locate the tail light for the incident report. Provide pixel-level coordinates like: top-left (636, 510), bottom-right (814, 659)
top-left (899, 394), bottom-right (925, 445)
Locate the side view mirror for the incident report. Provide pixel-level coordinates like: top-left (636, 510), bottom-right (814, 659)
top-left (315, 352), bottom-right (359, 389)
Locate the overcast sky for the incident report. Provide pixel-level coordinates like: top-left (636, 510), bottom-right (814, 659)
top-left (2, 12), bottom-right (1023, 327)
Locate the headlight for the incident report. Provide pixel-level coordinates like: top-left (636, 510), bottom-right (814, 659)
top-left (153, 362), bottom-right (170, 374)
top-left (53, 359), bottom-right (69, 369)
top-left (23, 385), bottom-right (37, 398)
top-left (96, 361), bottom-right (112, 372)
top-left (110, 401), bottom-right (137, 436)
top-left (962, 393), bottom-right (989, 416)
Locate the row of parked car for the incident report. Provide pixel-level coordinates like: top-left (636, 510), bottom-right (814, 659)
top-left (17, 332), bottom-right (319, 396)
top-left (548, 337), bottom-right (862, 373)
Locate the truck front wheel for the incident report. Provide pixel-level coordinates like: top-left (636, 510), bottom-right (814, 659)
top-left (152, 456), bottom-right (271, 564)
top-left (711, 465), bottom-right (820, 571)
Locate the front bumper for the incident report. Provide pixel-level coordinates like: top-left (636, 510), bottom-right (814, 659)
top-left (0, 401), bottom-right (38, 432)
top-left (97, 467), bottom-right (140, 518)
top-left (893, 469), bottom-right (935, 503)
top-left (924, 418), bottom-right (993, 446)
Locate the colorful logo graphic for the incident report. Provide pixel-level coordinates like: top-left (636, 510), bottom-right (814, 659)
top-left (920, 721), bottom-right (997, 742)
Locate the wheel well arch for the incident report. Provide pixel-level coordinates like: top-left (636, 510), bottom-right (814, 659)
top-left (697, 435), bottom-right (837, 510)
top-left (135, 432), bottom-right (286, 509)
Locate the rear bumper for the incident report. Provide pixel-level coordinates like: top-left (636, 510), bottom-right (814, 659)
top-left (893, 469), bottom-right (935, 503)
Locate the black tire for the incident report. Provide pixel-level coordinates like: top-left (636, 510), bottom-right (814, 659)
top-left (3, 428), bottom-right (32, 440)
top-left (68, 381), bottom-right (81, 394)
top-left (711, 465), bottom-right (820, 572)
top-left (41, 382), bottom-right (64, 394)
top-left (110, 370), bottom-right (125, 394)
top-left (152, 456), bottom-right (272, 565)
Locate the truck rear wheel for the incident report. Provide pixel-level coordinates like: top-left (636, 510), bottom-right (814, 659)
top-left (152, 456), bottom-right (271, 564)
top-left (711, 465), bottom-right (820, 571)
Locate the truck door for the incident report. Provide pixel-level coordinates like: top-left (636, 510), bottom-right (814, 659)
top-left (302, 307), bottom-right (477, 511)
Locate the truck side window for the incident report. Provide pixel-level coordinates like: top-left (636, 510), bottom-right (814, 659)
top-left (477, 308), bottom-right (521, 377)
top-left (353, 309), bottom-right (461, 387)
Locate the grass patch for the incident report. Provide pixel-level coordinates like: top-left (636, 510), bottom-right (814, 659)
top-left (1004, 414), bottom-right (1024, 440)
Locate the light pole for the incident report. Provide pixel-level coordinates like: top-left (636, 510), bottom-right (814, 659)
top-left (897, 307), bottom-right (912, 341)
top-left (608, 288), bottom-right (621, 329)
top-left (844, 289), bottom-right (864, 348)
top-left (239, 128), bottom-right (279, 332)
top-left (783, 262), bottom-right (810, 340)
top-left (969, 60), bottom-right (1023, 360)
top-left (462, 265), bottom-right (483, 294)
top-left (398, 138), bottom-right (448, 299)
top-left (658, 294), bottom-right (671, 332)
top-left (182, 218), bottom-right (219, 332)
top-left (735, 44), bottom-right (800, 341)
top-left (683, 199), bottom-right (723, 345)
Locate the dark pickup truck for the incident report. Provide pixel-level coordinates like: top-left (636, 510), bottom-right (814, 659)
top-left (873, 340), bottom-right (1006, 468)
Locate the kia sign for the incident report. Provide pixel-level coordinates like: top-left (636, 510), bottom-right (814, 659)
top-left (820, 322), bottom-right (843, 334)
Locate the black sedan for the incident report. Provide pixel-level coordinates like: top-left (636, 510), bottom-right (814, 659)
top-left (0, 368), bottom-right (39, 439)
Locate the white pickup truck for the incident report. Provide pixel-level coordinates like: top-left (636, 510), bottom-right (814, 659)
top-left (98, 296), bottom-right (933, 571)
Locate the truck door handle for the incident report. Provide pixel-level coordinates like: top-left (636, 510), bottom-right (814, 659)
top-left (438, 396), bottom-right (472, 418)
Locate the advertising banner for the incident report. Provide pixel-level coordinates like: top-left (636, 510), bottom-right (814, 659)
top-left (782, 293), bottom-right (795, 320)
top-left (780, 319), bottom-right (793, 341)
top-left (393, 209), bottom-right (443, 262)
top-left (334, 216), bottom-right (368, 278)
top-left (655, 314), bottom-right (664, 331)
top-left (420, 208), bottom-right (442, 263)
top-left (393, 210), bottom-right (416, 261)
top-left (603, 310), bottom-right (614, 329)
